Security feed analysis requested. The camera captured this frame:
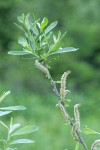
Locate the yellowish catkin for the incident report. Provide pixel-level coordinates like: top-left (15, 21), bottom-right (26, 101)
top-left (57, 103), bottom-right (70, 123)
top-left (60, 71), bottom-right (71, 101)
top-left (35, 60), bottom-right (50, 78)
top-left (71, 122), bottom-right (80, 141)
top-left (91, 139), bottom-right (100, 150)
top-left (74, 104), bottom-right (80, 131)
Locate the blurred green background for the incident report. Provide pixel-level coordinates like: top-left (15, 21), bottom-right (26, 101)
top-left (0, 0), bottom-right (100, 149)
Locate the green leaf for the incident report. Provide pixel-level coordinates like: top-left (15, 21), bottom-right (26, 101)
top-left (0, 91), bottom-right (10, 103)
top-left (11, 125), bottom-right (39, 136)
top-left (50, 47), bottom-right (78, 55)
top-left (18, 37), bottom-right (28, 47)
top-left (0, 106), bottom-right (26, 111)
top-left (10, 139), bottom-right (34, 145)
top-left (17, 13), bottom-right (25, 23)
top-left (31, 25), bottom-right (39, 35)
top-left (17, 16), bottom-right (23, 23)
top-left (22, 13), bottom-right (25, 21)
top-left (40, 17), bottom-right (48, 31)
top-left (8, 51), bottom-right (32, 56)
top-left (9, 124), bottom-right (21, 135)
top-left (48, 42), bottom-right (63, 54)
top-left (29, 19), bottom-right (40, 35)
top-left (25, 13), bottom-right (30, 30)
top-left (47, 32), bottom-right (67, 54)
top-left (45, 21), bottom-right (58, 34)
top-left (14, 23), bottom-right (25, 32)
top-left (0, 111), bottom-right (12, 116)
top-left (75, 142), bottom-right (80, 150)
top-left (0, 121), bottom-right (8, 129)
top-left (83, 127), bottom-right (100, 135)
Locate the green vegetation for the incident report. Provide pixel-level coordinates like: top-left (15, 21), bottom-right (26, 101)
top-left (0, 89), bottom-right (99, 150)
top-left (8, 13), bottom-right (100, 149)
top-left (0, 91), bottom-right (38, 150)
top-left (0, 0), bottom-right (100, 149)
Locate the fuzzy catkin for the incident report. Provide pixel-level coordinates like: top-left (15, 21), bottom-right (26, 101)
top-left (91, 140), bottom-right (100, 150)
top-left (74, 104), bottom-right (80, 131)
top-left (35, 60), bottom-right (49, 76)
top-left (60, 71), bottom-right (71, 101)
top-left (71, 123), bottom-right (80, 141)
top-left (57, 103), bottom-right (69, 123)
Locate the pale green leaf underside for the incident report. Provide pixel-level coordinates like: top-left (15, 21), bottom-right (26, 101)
top-left (18, 37), bottom-right (28, 47)
top-left (9, 124), bottom-right (21, 134)
top-left (0, 106), bottom-right (26, 111)
top-left (10, 139), bottom-right (34, 145)
top-left (11, 125), bottom-right (39, 136)
top-left (8, 51), bottom-right (32, 55)
top-left (0, 111), bottom-right (12, 116)
top-left (50, 47), bottom-right (78, 55)
top-left (45, 21), bottom-right (58, 34)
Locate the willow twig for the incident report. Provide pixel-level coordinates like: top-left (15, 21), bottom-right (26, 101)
top-left (35, 62), bottom-right (88, 150)
top-left (51, 78), bottom-right (88, 150)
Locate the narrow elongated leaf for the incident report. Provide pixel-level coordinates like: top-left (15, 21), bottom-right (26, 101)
top-left (75, 142), bottom-right (80, 150)
top-left (0, 111), bottom-right (12, 116)
top-left (40, 17), bottom-right (48, 31)
top-left (83, 127), bottom-right (100, 135)
top-left (25, 13), bottom-right (30, 30)
top-left (31, 25), bottom-right (39, 35)
top-left (45, 21), bottom-right (58, 34)
top-left (0, 91), bottom-right (10, 103)
top-left (11, 125), bottom-right (39, 136)
top-left (8, 51), bottom-right (32, 55)
top-left (42, 31), bottom-right (52, 42)
top-left (48, 42), bottom-right (63, 54)
top-left (0, 106), bottom-right (26, 111)
top-left (50, 47), bottom-right (78, 55)
top-left (9, 124), bottom-right (21, 134)
top-left (14, 23), bottom-right (25, 32)
top-left (0, 121), bottom-right (8, 129)
top-left (10, 139), bottom-right (34, 145)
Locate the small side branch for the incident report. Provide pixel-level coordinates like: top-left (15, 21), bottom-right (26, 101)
top-left (58, 103), bottom-right (88, 150)
top-left (35, 62), bottom-right (88, 150)
top-left (50, 76), bottom-right (88, 150)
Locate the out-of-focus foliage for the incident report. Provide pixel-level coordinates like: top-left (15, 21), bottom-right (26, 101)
top-left (0, 91), bottom-right (38, 150)
top-left (0, 0), bottom-right (100, 149)
top-left (0, 84), bottom-right (99, 150)
top-left (0, 0), bottom-right (99, 103)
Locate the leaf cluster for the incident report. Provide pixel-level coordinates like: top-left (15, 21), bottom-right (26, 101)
top-left (0, 91), bottom-right (39, 150)
top-left (8, 13), bottom-right (78, 62)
